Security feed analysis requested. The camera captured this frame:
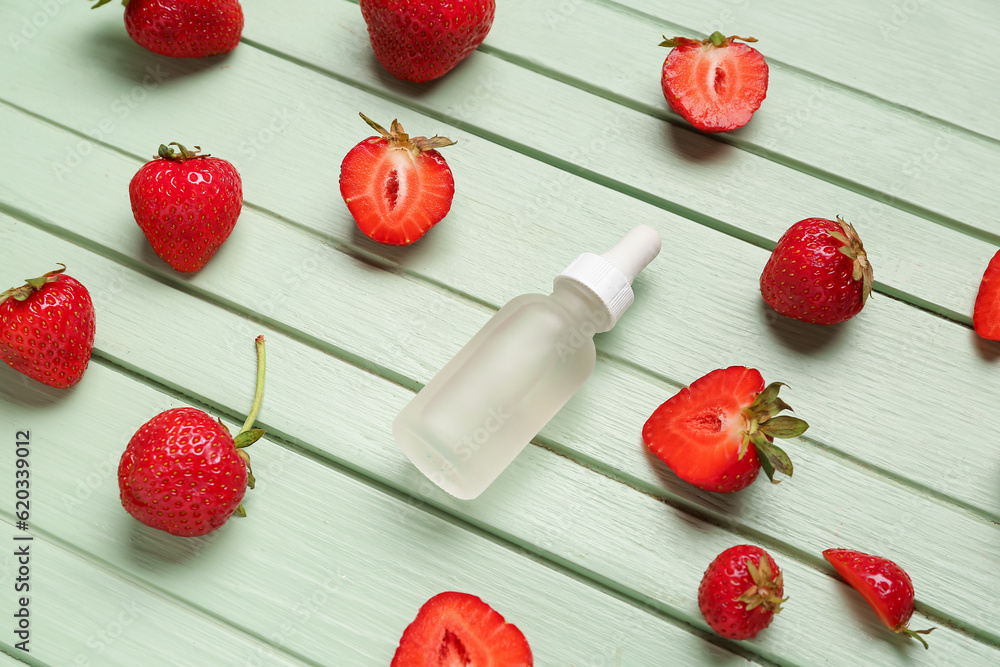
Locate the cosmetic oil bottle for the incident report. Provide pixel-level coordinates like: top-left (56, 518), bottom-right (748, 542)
top-left (393, 225), bottom-right (661, 499)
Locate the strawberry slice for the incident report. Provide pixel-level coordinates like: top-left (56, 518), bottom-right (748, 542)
top-left (642, 366), bottom-right (807, 492)
top-left (340, 113), bottom-right (456, 246)
top-left (391, 592), bottom-right (533, 666)
top-left (973, 249), bottom-right (1000, 339)
top-left (823, 549), bottom-right (934, 649)
top-left (660, 32), bottom-right (769, 133)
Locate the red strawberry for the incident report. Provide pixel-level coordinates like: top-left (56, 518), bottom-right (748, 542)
top-left (660, 32), bottom-right (769, 133)
top-left (391, 591), bottom-right (532, 666)
top-left (90, 0), bottom-right (244, 58)
top-left (360, 0), bottom-right (496, 82)
top-left (130, 143), bottom-right (243, 273)
top-left (973, 249), bottom-right (1000, 339)
top-left (699, 545), bottom-right (785, 640)
top-left (760, 216), bottom-right (873, 325)
top-left (0, 265), bottom-right (95, 389)
top-left (823, 549), bottom-right (934, 649)
top-left (642, 366), bottom-right (807, 492)
top-left (340, 114), bottom-right (456, 246)
top-left (118, 336), bottom-right (266, 537)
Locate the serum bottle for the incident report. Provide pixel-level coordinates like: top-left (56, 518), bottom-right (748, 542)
top-left (393, 226), bottom-right (661, 499)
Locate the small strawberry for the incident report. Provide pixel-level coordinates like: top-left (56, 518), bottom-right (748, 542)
top-left (0, 265), bottom-right (95, 389)
top-left (760, 216), bottom-right (873, 325)
top-left (823, 549), bottom-right (934, 648)
top-left (391, 591), bottom-right (532, 666)
top-left (699, 545), bottom-right (786, 640)
top-left (973, 249), bottom-right (1000, 339)
top-left (340, 114), bottom-right (456, 246)
top-left (660, 32), bottom-right (769, 133)
top-left (90, 0), bottom-right (244, 58)
top-left (360, 0), bottom-right (496, 83)
top-left (118, 336), bottom-right (266, 537)
top-left (643, 366), bottom-right (807, 492)
top-left (130, 143), bottom-right (243, 273)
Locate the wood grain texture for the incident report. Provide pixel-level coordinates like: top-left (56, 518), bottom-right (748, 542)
top-left (1, 216), bottom-right (997, 663)
top-left (0, 362), bottom-right (753, 665)
top-left (599, 0), bottom-right (1000, 140)
top-left (2, 101), bottom-right (999, 528)
top-left (483, 0), bottom-right (1000, 244)
top-left (0, 0), bottom-right (998, 665)
top-left (1, 2), bottom-right (995, 325)
top-left (0, 518), bottom-right (312, 667)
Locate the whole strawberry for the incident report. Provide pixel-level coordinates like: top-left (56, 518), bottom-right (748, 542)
top-left (90, 0), bottom-right (244, 58)
top-left (118, 336), bottom-right (266, 537)
top-left (660, 32), bottom-right (769, 133)
top-left (130, 143), bottom-right (243, 273)
top-left (360, 0), bottom-right (496, 83)
top-left (760, 216), bottom-right (873, 325)
top-left (392, 592), bottom-right (532, 665)
top-left (0, 265), bottom-right (95, 389)
top-left (823, 549), bottom-right (934, 649)
top-left (643, 366), bottom-right (808, 492)
top-left (699, 545), bottom-right (785, 640)
top-left (340, 113), bottom-right (456, 246)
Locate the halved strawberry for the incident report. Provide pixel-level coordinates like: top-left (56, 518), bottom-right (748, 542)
top-left (823, 549), bottom-right (934, 649)
top-left (642, 366), bottom-right (807, 492)
top-left (973, 249), bottom-right (1000, 339)
top-left (660, 32), bottom-right (769, 133)
top-left (391, 591), bottom-right (533, 666)
top-left (340, 113), bottom-right (456, 246)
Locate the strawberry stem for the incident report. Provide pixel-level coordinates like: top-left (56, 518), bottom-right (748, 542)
top-left (358, 113), bottom-right (456, 153)
top-left (239, 336), bottom-right (266, 435)
top-left (898, 626), bottom-right (934, 649)
top-left (157, 142), bottom-right (210, 162)
top-left (0, 264), bottom-right (65, 306)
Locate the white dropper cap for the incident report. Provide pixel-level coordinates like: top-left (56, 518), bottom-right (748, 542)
top-left (553, 225), bottom-right (662, 332)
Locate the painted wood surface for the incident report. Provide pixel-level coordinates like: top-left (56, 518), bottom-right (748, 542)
top-left (0, 1), bottom-right (998, 665)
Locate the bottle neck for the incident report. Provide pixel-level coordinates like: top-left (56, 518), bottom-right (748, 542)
top-left (551, 280), bottom-right (612, 333)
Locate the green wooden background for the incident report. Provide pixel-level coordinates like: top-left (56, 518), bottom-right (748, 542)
top-left (1, 0), bottom-right (999, 664)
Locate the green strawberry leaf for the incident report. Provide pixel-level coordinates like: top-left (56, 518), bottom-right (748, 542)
top-left (759, 415), bottom-right (809, 439)
top-left (758, 446), bottom-right (777, 483)
top-left (754, 437), bottom-right (794, 481)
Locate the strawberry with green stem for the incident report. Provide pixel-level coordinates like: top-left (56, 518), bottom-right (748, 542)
top-left (118, 336), bottom-right (266, 537)
top-left (824, 549), bottom-right (934, 649)
top-left (699, 545), bottom-right (786, 640)
top-left (660, 32), bottom-right (769, 133)
top-left (90, 0), bottom-right (244, 59)
top-left (643, 366), bottom-right (808, 492)
top-left (340, 113), bottom-right (456, 246)
top-left (0, 265), bottom-right (95, 389)
top-left (760, 217), bottom-right (873, 325)
top-left (130, 142), bottom-right (243, 273)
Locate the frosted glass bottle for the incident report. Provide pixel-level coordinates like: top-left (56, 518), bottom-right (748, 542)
top-left (393, 226), bottom-right (661, 499)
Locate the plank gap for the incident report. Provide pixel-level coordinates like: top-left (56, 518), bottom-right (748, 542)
top-left (76, 353), bottom-right (785, 667)
top-left (585, 0), bottom-right (1000, 148)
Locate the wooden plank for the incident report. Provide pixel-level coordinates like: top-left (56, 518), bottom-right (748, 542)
top-left (0, 361), bottom-right (754, 665)
top-left (0, 1), bottom-right (994, 325)
top-left (594, 0), bottom-right (1000, 141)
top-left (2, 101), bottom-right (999, 532)
top-left (480, 0), bottom-right (1000, 246)
top-left (2, 215), bottom-right (998, 662)
top-left (0, 521), bottom-right (312, 667)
